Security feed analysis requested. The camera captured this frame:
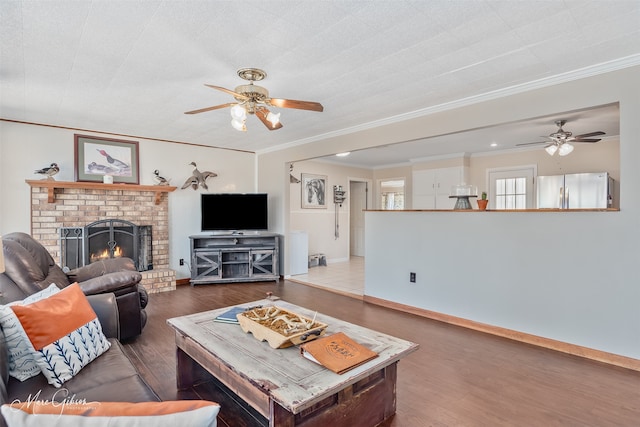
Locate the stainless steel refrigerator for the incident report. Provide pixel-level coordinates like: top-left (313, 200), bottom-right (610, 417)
top-left (536, 172), bottom-right (613, 209)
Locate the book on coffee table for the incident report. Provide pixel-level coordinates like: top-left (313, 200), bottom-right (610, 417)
top-left (214, 306), bottom-right (246, 324)
top-left (300, 332), bottom-right (378, 374)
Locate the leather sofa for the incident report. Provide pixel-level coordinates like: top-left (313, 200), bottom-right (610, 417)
top-left (1, 232), bottom-right (148, 341)
top-left (0, 285), bottom-right (160, 427)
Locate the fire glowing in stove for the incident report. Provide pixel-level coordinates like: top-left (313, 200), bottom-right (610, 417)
top-left (90, 246), bottom-right (124, 263)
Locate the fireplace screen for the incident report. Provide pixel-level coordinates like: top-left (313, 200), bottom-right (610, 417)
top-left (60, 220), bottom-right (152, 272)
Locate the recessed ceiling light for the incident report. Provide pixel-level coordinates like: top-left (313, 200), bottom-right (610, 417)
top-left (336, 152), bottom-right (351, 157)
top-left (490, 143), bottom-right (498, 147)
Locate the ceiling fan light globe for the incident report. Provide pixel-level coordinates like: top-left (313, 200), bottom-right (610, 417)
top-left (231, 118), bottom-right (247, 131)
top-left (558, 143), bottom-right (574, 156)
top-left (230, 104), bottom-right (247, 120)
top-left (266, 111), bottom-right (280, 126)
top-left (545, 144), bottom-right (558, 156)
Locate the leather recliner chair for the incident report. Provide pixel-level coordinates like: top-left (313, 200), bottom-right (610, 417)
top-left (1, 232), bottom-right (148, 341)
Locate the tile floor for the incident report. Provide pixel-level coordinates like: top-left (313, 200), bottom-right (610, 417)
top-left (288, 256), bottom-right (364, 299)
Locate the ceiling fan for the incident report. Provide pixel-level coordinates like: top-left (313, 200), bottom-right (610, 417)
top-left (185, 68), bottom-right (323, 131)
top-left (517, 120), bottom-right (605, 156)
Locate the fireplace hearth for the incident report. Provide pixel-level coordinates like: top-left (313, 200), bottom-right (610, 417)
top-left (29, 180), bottom-right (175, 293)
top-left (60, 219), bottom-right (152, 272)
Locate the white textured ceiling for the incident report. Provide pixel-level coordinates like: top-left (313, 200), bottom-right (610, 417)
top-left (1, 1), bottom-right (639, 164)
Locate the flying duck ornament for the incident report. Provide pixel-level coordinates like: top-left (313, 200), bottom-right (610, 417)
top-left (181, 162), bottom-right (217, 190)
top-left (34, 163), bottom-right (59, 180)
top-left (153, 169), bottom-right (171, 186)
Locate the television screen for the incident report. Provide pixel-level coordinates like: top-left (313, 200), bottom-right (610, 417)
top-left (201, 193), bottom-right (268, 232)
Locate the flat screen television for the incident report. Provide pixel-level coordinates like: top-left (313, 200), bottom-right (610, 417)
top-left (201, 193), bottom-right (268, 232)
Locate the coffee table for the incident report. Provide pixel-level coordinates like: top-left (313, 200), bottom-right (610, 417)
top-left (167, 299), bottom-right (419, 427)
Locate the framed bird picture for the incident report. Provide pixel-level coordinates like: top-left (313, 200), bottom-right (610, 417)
top-left (74, 135), bottom-right (140, 184)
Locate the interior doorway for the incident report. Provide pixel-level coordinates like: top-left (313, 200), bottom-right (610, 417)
top-left (349, 179), bottom-right (369, 257)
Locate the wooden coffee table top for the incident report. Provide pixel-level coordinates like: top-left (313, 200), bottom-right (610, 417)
top-left (167, 299), bottom-right (419, 415)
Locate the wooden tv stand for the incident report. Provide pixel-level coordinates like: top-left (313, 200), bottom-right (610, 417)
top-left (189, 233), bottom-right (280, 285)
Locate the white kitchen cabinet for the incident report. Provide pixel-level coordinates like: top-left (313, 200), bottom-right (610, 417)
top-left (412, 167), bottom-right (468, 209)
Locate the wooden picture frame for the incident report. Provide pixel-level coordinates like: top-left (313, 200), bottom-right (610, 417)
top-left (301, 173), bottom-right (327, 209)
top-left (74, 135), bottom-right (140, 184)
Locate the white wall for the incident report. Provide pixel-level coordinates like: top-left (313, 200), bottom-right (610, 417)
top-left (260, 65), bottom-right (640, 359)
top-left (288, 159), bottom-right (372, 263)
top-left (0, 121), bottom-right (256, 279)
top-left (363, 68), bottom-right (640, 359)
top-left (366, 209), bottom-right (637, 357)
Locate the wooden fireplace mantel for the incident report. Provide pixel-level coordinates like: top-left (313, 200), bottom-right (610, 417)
top-left (26, 180), bottom-right (177, 205)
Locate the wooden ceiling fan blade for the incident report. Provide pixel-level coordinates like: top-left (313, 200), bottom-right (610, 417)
top-left (255, 108), bottom-right (283, 130)
top-left (204, 84), bottom-right (249, 100)
top-left (573, 131), bottom-right (605, 139)
top-left (268, 98), bottom-right (324, 112)
top-left (184, 103), bottom-right (235, 114)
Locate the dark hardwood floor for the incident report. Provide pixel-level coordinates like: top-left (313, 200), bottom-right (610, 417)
top-left (122, 281), bottom-right (640, 426)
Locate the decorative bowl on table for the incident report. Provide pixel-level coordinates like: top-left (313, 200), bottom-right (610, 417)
top-left (237, 306), bottom-right (328, 349)
top-left (450, 183), bottom-right (478, 196)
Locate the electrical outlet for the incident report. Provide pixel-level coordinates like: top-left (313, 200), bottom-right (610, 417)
top-left (179, 258), bottom-right (184, 266)
top-left (410, 272), bottom-right (416, 283)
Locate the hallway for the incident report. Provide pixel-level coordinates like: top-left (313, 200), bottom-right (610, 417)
top-left (288, 256), bottom-right (364, 298)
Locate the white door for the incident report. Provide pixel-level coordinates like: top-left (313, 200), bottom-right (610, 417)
top-left (488, 166), bottom-right (536, 209)
top-left (435, 167), bottom-right (463, 210)
top-left (412, 169), bottom-right (436, 209)
top-left (349, 181), bottom-right (367, 256)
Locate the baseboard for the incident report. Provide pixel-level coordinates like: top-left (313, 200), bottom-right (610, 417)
top-left (176, 278), bottom-right (190, 286)
top-left (363, 295), bottom-right (640, 372)
top-left (289, 277), bottom-right (364, 301)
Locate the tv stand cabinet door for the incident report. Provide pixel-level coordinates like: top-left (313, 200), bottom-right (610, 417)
top-left (250, 249), bottom-right (277, 279)
top-left (191, 250), bottom-right (222, 284)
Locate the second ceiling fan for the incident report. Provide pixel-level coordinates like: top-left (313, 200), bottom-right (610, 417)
top-left (517, 120), bottom-right (605, 156)
top-left (185, 68), bottom-right (323, 131)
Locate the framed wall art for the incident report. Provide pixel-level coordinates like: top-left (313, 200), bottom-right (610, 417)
top-left (74, 135), bottom-right (140, 184)
top-left (301, 173), bottom-right (327, 209)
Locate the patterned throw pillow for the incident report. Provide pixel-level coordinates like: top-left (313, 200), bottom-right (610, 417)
top-left (10, 283), bottom-right (111, 388)
top-left (1, 400), bottom-right (220, 427)
top-left (0, 284), bottom-right (60, 381)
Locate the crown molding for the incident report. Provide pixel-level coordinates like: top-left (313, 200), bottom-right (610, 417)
top-left (258, 54), bottom-right (640, 156)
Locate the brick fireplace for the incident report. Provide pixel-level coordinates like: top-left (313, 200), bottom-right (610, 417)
top-left (26, 180), bottom-right (176, 293)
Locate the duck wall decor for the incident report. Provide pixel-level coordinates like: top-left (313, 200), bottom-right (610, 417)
top-left (289, 163), bottom-right (300, 184)
top-left (181, 162), bottom-right (217, 190)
